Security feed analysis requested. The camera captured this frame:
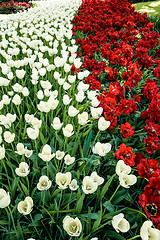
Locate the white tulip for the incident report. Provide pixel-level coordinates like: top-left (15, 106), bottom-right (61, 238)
top-left (77, 72), bottom-right (84, 80)
top-left (91, 97), bottom-right (100, 107)
top-left (63, 95), bottom-right (72, 105)
top-left (140, 221), bottom-right (160, 240)
top-left (90, 172), bottom-right (104, 185)
top-left (119, 173), bottom-right (137, 188)
top-left (68, 106), bottom-right (79, 118)
top-left (78, 112), bottom-right (89, 125)
top-left (93, 142), bottom-right (111, 156)
top-left (112, 213), bottom-right (130, 233)
top-left (37, 176), bottom-right (52, 191)
top-left (98, 117), bottom-right (110, 131)
top-left (38, 144), bottom-right (55, 162)
top-left (37, 90), bottom-right (44, 100)
top-left (0, 189), bottom-right (10, 208)
top-left (40, 80), bottom-right (52, 90)
top-left (82, 176), bottom-right (98, 194)
top-left (48, 97), bottom-right (59, 110)
top-left (17, 197), bottom-right (33, 215)
top-left (69, 179), bottom-right (79, 191)
top-left (15, 162), bottom-right (30, 177)
top-left (64, 63), bottom-right (71, 72)
top-left (31, 118), bottom-right (42, 129)
top-left (51, 117), bottom-right (63, 130)
top-left (64, 154), bottom-right (75, 165)
top-left (22, 87), bottom-right (30, 97)
top-left (37, 101), bottom-right (50, 113)
top-left (116, 160), bottom-right (131, 176)
top-left (12, 94), bottom-right (22, 105)
top-left (27, 127), bottom-right (39, 140)
top-left (63, 216), bottom-right (82, 237)
top-left (54, 71), bottom-right (61, 80)
top-left (62, 124), bottom-right (74, 137)
top-left (12, 83), bottom-right (23, 93)
top-left (16, 69), bottom-right (26, 79)
top-left (75, 91), bottom-right (85, 102)
top-left (74, 58), bottom-right (82, 68)
top-left (2, 95), bottom-right (10, 105)
top-left (58, 78), bottom-right (65, 85)
top-left (4, 131), bottom-right (15, 143)
top-left (90, 107), bottom-right (103, 119)
top-left (77, 81), bottom-right (89, 92)
top-left (25, 114), bottom-right (34, 123)
top-left (39, 68), bottom-right (46, 76)
top-left (24, 148), bottom-right (33, 158)
top-left (68, 75), bottom-right (76, 83)
top-left (63, 82), bottom-right (71, 90)
top-left (56, 150), bottom-right (65, 160)
top-left (8, 91), bottom-right (14, 96)
top-left (56, 172), bottom-right (71, 189)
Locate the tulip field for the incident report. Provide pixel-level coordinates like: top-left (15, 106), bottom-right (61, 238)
top-left (0, 0), bottom-right (160, 239)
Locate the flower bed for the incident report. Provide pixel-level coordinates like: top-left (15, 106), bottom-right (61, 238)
top-left (0, 0), bottom-right (160, 239)
top-left (0, 0), bottom-right (30, 14)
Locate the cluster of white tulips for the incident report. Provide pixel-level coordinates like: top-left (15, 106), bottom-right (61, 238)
top-left (0, 0), bottom-right (158, 239)
top-left (0, 0), bottom-right (113, 238)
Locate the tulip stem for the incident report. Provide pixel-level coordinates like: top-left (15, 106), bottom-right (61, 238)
top-left (127, 235), bottom-right (141, 240)
top-left (7, 206), bottom-right (17, 234)
top-left (104, 184), bottom-right (121, 213)
top-left (30, 213), bottom-right (41, 238)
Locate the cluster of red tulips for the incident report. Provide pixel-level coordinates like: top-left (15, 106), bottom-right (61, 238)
top-left (72, 0), bottom-right (160, 226)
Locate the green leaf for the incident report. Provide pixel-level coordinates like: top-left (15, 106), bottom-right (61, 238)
top-left (48, 162), bottom-right (57, 178)
top-left (92, 207), bottom-right (102, 231)
top-left (101, 174), bottom-right (116, 199)
top-left (19, 181), bottom-right (29, 196)
top-left (16, 220), bottom-right (24, 240)
top-left (83, 130), bottom-right (92, 157)
top-left (104, 230), bottom-right (126, 240)
top-left (39, 131), bottom-right (47, 145)
top-left (76, 193), bottom-right (85, 214)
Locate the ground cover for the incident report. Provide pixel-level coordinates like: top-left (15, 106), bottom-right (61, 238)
top-left (0, 0), bottom-right (160, 240)
top-left (133, 0), bottom-right (160, 16)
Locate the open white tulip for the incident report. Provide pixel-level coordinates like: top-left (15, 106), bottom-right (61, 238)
top-left (0, 145), bottom-right (5, 159)
top-left (140, 221), bottom-right (160, 240)
top-left (92, 142), bottom-right (111, 156)
top-left (16, 69), bottom-right (26, 79)
top-left (38, 144), bottom-right (55, 162)
top-left (56, 172), bottom-right (71, 189)
top-left (63, 216), bottom-right (82, 237)
top-left (56, 150), bottom-right (65, 160)
top-left (31, 118), bottom-right (42, 129)
top-left (64, 154), bottom-right (75, 165)
top-left (62, 124), bottom-right (74, 137)
top-left (90, 107), bottom-right (103, 119)
top-left (116, 160), bottom-right (131, 176)
top-left (27, 127), bottom-right (39, 140)
top-left (90, 172), bottom-right (104, 185)
top-left (0, 189), bottom-right (10, 208)
top-left (17, 196), bottom-right (33, 215)
top-left (78, 112), bottom-right (89, 125)
top-left (119, 173), bottom-right (137, 188)
top-left (112, 213), bottom-right (130, 233)
top-left (37, 176), bottom-right (52, 191)
top-left (4, 131), bottom-right (15, 143)
top-left (69, 179), bottom-right (79, 191)
top-left (51, 117), bottom-right (63, 130)
top-left (98, 117), bottom-right (110, 131)
top-left (68, 106), bottom-right (79, 117)
top-left (82, 176), bottom-right (98, 194)
top-left (12, 94), bottom-right (22, 105)
top-left (15, 162), bottom-right (30, 177)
